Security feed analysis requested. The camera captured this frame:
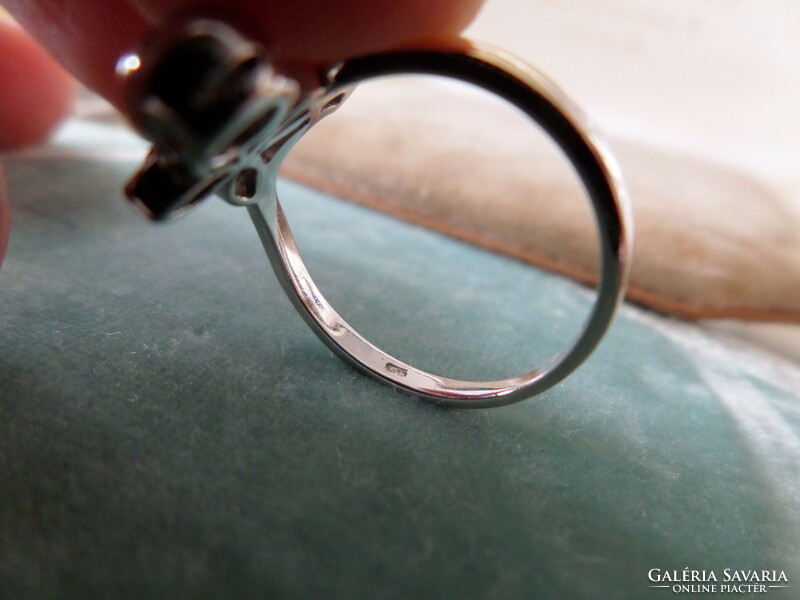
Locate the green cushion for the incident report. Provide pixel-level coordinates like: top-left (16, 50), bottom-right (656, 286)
top-left (1, 126), bottom-right (798, 598)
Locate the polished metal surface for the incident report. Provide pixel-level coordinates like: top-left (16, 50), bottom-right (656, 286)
top-left (122, 20), bottom-right (632, 407)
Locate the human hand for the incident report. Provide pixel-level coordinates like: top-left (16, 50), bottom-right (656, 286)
top-left (0, 0), bottom-right (485, 263)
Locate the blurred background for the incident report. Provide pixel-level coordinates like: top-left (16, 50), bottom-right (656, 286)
top-left (470, 0), bottom-right (800, 188)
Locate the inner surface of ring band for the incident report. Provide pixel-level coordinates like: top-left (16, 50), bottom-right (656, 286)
top-left (256, 45), bottom-right (630, 407)
top-left (251, 199), bottom-right (548, 403)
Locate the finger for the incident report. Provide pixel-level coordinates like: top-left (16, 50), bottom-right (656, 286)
top-left (2, 1), bottom-right (148, 109)
top-left (0, 18), bottom-right (77, 149)
top-left (3, 0), bottom-right (483, 112)
top-left (130, 0), bottom-right (486, 61)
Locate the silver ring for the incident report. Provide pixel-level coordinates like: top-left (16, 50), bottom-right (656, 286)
top-left (119, 20), bottom-right (632, 408)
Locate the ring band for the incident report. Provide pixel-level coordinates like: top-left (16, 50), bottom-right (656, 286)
top-left (121, 20), bottom-right (632, 408)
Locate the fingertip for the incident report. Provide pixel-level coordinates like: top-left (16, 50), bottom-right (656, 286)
top-left (2, 1), bottom-right (147, 112)
top-left (131, 0), bottom-right (486, 62)
top-left (5, 0), bottom-right (483, 125)
top-left (0, 19), bottom-right (78, 150)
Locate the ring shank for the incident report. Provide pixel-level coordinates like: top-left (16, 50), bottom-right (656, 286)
top-left (253, 44), bottom-right (631, 407)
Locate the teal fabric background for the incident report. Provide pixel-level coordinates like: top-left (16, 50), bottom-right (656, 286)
top-left (1, 139), bottom-right (799, 598)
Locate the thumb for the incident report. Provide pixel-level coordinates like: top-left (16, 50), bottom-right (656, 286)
top-left (0, 13), bottom-right (77, 265)
top-left (0, 14), bottom-right (77, 150)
